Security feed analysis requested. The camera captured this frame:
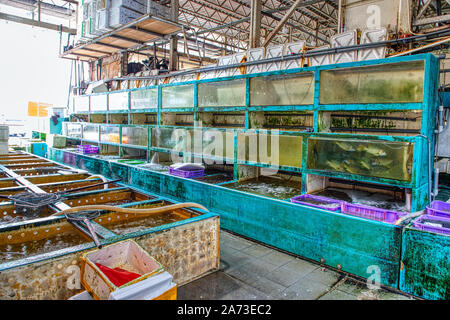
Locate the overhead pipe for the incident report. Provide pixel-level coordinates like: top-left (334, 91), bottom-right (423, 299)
top-left (93, 27), bottom-right (450, 84)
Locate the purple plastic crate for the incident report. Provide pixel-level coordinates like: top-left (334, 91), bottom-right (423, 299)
top-left (340, 202), bottom-right (405, 223)
top-left (290, 194), bottom-right (344, 211)
top-left (426, 200), bottom-right (450, 218)
top-left (169, 167), bottom-right (205, 178)
top-left (412, 214), bottom-right (450, 236)
top-left (77, 144), bottom-right (99, 154)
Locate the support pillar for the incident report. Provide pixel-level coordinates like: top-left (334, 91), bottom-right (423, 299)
top-left (249, 0), bottom-right (262, 48)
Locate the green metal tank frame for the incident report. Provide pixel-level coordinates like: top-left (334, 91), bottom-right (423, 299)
top-left (48, 147), bottom-right (450, 299)
top-left (67, 53), bottom-right (440, 212)
top-left (53, 53), bottom-right (447, 299)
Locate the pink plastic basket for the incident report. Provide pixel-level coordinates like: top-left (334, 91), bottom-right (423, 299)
top-left (426, 200), bottom-right (450, 219)
top-left (290, 194), bottom-right (344, 211)
top-left (169, 167), bottom-right (205, 178)
top-left (340, 202), bottom-right (405, 223)
top-left (77, 145), bottom-right (99, 154)
top-left (412, 214), bottom-right (450, 236)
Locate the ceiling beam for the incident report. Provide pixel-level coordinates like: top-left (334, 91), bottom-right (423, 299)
top-left (0, 11), bottom-right (76, 34)
top-left (263, 0), bottom-right (307, 47)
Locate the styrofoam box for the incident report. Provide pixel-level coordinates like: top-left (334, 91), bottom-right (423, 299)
top-left (96, 9), bottom-right (112, 32)
top-left (96, 0), bottom-right (110, 10)
top-left (111, 0), bottom-right (146, 14)
top-left (109, 6), bottom-right (143, 28)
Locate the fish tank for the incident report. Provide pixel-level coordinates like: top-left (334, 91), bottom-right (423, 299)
top-left (250, 72), bottom-right (315, 106)
top-left (94, 200), bottom-right (199, 235)
top-left (121, 127), bottom-right (148, 146)
top-left (108, 91), bottom-right (128, 111)
top-left (202, 130), bottom-right (235, 161)
top-left (319, 60), bottom-right (425, 104)
top-left (198, 79), bottom-right (246, 107)
top-left (90, 94), bottom-right (107, 111)
top-left (73, 95), bottom-right (89, 112)
top-left (65, 123), bottom-right (82, 138)
top-left (222, 175), bottom-right (301, 200)
top-left (83, 124), bottom-right (99, 141)
top-left (161, 84), bottom-right (195, 109)
top-left (100, 126), bottom-right (120, 143)
top-left (237, 132), bottom-right (303, 168)
top-left (0, 221), bottom-right (90, 262)
top-left (307, 137), bottom-right (414, 181)
top-left (130, 88), bottom-right (158, 110)
top-left (152, 127), bottom-right (190, 151)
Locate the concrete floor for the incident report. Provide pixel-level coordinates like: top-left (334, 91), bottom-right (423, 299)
top-left (178, 230), bottom-right (415, 300)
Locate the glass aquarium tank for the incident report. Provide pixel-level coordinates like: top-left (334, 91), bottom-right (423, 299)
top-left (130, 88), bottom-right (158, 110)
top-left (122, 126), bottom-right (148, 146)
top-left (250, 72), bottom-right (315, 106)
top-left (100, 126), bottom-right (120, 143)
top-left (83, 124), bottom-right (99, 141)
top-left (319, 61), bottom-right (425, 104)
top-left (152, 127), bottom-right (188, 151)
top-left (66, 123), bottom-right (82, 138)
top-left (202, 129), bottom-right (235, 161)
top-left (108, 91), bottom-right (128, 111)
top-left (238, 131), bottom-right (303, 168)
top-left (162, 84), bottom-right (195, 109)
top-left (307, 137), bottom-right (414, 181)
top-left (198, 79), bottom-right (246, 107)
top-left (73, 95), bottom-right (89, 112)
top-left (90, 94), bottom-right (108, 111)
top-left (223, 176), bottom-right (301, 200)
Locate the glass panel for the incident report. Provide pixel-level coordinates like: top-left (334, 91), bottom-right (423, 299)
top-left (237, 132), bottom-right (303, 168)
top-left (74, 95), bottom-right (89, 112)
top-left (108, 91), bottom-right (128, 111)
top-left (307, 137), bottom-right (414, 181)
top-left (328, 110), bottom-right (423, 135)
top-left (130, 88), bottom-right (158, 109)
top-left (100, 126), bottom-right (120, 143)
top-left (90, 94), bottom-right (108, 111)
top-left (152, 127), bottom-right (187, 151)
top-left (202, 130), bottom-right (235, 159)
top-left (198, 79), bottom-right (246, 107)
top-left (319, 61), bottom-right (425, 104)
top-left (250, 72), bottom-right (314, 106)
top-left (122, 127), bottom-right (148, 146)
top-left (162, 84), bottom-right (194, 108)
top-left (67, 123), bottom-right (82, 138)
top-left (83, 124), bottom-right (99, 141)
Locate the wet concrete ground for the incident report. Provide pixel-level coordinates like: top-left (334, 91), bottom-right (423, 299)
top-left (178, 230), bottom-right (415, 300)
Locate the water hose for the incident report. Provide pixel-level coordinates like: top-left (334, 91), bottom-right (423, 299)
top-left (50, 202), bottom-right (209, 217)
top-left (394, 210), bottom-right (424, 226)
top-left (87, 175), bottom-right (109, 189)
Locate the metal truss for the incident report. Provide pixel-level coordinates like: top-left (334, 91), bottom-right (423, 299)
top-left (411, 0), bottom-right (450, 31)
top-left (177, 0), bottom-right (338, 60)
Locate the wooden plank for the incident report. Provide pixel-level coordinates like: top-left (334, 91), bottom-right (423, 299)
top-left (61, 16), bottom-right (183, 59)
